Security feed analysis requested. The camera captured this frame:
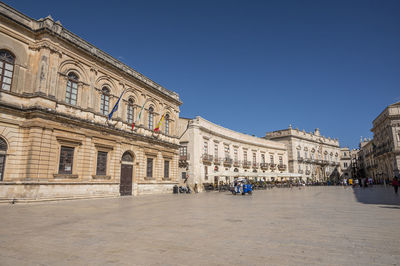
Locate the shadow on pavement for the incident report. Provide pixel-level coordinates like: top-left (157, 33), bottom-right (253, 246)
top-left (352, 185), bottom-right (400, 206)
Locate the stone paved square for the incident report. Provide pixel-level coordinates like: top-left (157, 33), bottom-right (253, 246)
top-left (1, 186), bottom-right (400, 266)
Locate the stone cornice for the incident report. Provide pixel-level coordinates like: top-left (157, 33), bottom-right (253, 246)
top-left (0, 2), bottom-right (182, 106)
top-left (0, 102), bottom-right (180, 150)
top-left (191, 116), bottom-right (287, 151)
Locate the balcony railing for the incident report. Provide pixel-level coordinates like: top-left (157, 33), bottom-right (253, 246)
top-left (179, 154), bottom-right (190, 168)
top-left (298, 157), bottom-right (304, 162)
top-left (233, 160), bottom-right (240, 167)
top-left (201, 154), bottom-right (213, 164)
top-left (270, 163), bottom-right (276, 170)
top-left (242, 161), bottom-right (251, 168)
top-left (223, 157), bottom-right (233, 166)
top-left (260, 163), bottom-right (269, 170)
top-left (278, 164), bottom-right (287, 171)
top-left (305, 170), bottom-right (311, 175)
top-left (252, 162), bottom-right (259, 169)
top-left (298, 169), bottom-right (304, 174)
top-left (214, 156), bottom-right (221, 165)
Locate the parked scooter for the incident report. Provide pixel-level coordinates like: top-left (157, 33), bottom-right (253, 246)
top-left (179, 185), bottom-right (191, 194)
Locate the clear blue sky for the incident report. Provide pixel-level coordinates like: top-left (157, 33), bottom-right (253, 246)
top-left (5, 0), bottom-right (400, 148)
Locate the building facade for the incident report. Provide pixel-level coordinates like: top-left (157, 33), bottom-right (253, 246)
top-left (371, 102), bottom-right (400, 180)
top-left (339, 147), bottom-right (352, 180)
top-left (357, 138), bottom-right (378, 181)
top-left (265, 126), bottom-right (341, 183)
top-left (178, 117), bottom-right (291, 189)
top-left (0, 3), bottom-right (182, 200)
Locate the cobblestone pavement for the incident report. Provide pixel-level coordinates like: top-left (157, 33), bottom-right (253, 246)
top-left (0, 186), bottom-right (399, 266)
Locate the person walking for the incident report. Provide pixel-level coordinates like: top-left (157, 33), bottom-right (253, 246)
top-left (392, 176), bottom-right (399, 195)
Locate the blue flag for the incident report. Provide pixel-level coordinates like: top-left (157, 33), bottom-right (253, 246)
top-left (108, 89), bottom-right (126, 120)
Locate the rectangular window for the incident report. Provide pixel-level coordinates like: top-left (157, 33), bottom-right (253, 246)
top-left (164, 160), bottom-right (170, 178)
top-left (214, 143), bottom-right (218, 158)
top-left (297, 150), bottom-right (300, 159)
top-left (96, 151), bottom-right (108, 176)
top-left (305, 151), bottom-right (308, 159)
top-left (279, 156), bottom-right (283, 165)
top-left (181, 172), bottom-right (187, 180)
top-left (204, 166), bottom-right (208, 180)
top-left (66, 80), bottom-right (77, 105)
top-left (234, 149), bottom-right (238, 161)
top-left (344, 162), bottom-right (348, 168)
top-left (261, 154), bottom-right (265, 163)
top-left (253, 153), bottom-right (257, 163)
top-left (180, 146), bottom-right (187, 156)
top-left (58, 146), bottom-right (74, 174)
top-left (146, 158), bottom-right (153, 178)
top-left (203, 141), bottom-right (208, 154)
top-left (224, 145), bottom-right (230, 157)
top-left (270, 155), bottom-right (274, 164)
top-left (243, 150), bottom-right (247, 162)
top-left (127, 105), bottom-right (134, 124)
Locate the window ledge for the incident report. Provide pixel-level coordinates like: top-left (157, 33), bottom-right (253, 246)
top-left (92, 175), bottom-right (111, 180)
top-left (53, 174), bottom-right (79, 179)
top-left (162, 178), bottom-right (171, 181)
top-left (144, 177), bottom-right (154, 180)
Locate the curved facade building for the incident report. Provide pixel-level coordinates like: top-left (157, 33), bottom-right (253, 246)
top-left (178, 117), bottom-right (291, 189)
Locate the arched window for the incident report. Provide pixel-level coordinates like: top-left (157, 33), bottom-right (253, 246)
top-left (165, 114), bottom-right (170, 135)
top-left (0, 138), bottom-right (7, 181)
top-left (127, 98), bottom-right (134, 125)
top-left (100, 87), bottom-right (110, 115)
top-left (66, 72), bottom-right (79, 105)
top-left (0, 50), bottom-right (15, 91)
top-left (122, 151), bottom-right (133, 162)
top-left (148, 106), bottom-right (154, 129)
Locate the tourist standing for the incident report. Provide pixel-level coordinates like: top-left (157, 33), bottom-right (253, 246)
top-left (392, 177), bottom-right (399, 195)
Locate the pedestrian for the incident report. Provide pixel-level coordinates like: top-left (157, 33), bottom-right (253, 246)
top-left (392, 176), bottom-right (399, 195)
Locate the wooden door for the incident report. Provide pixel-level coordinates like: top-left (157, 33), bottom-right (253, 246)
top-left (120, 164), bottom-right (133, 196)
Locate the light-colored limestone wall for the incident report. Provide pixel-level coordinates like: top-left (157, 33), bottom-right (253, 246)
top-left (0, 3), bottom-right (181, 199)
top-left (178, 117), bottom-right (289, 188)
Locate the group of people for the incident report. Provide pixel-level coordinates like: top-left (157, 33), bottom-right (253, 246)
top-left (342, 176), bottom-right (399, 195)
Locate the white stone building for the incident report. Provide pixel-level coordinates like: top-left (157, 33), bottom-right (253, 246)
top-left (265, 126), bottom-right (341, 183)
top-left (178, 117), bottom-right (293, 189)
top-left (371, 102), bottom-right (400, 180)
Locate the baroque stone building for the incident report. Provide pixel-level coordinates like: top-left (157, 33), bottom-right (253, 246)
top-left (265, 126), bottom-right (341, 182)
top-left (339, 147), bottom-right (352, 180)
top-left (0, 3), bottom-right (182, 200)
top-left (178, 117), bottom-right (293, 190)
top-left (371, 102), bottom-right (400, 180)
top-left (358, 138), bottom-right (377, 180)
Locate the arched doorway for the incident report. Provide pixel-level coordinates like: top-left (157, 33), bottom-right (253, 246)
top-left (0, 138), bottom-right (7, 181)
top-left (120, 151), bottom-right (134, 196)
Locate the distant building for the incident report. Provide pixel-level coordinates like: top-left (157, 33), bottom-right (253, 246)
top-left (339, 147), bottom-right (352, 179)
top-left (371, 102), bottom-right (400, 180)
top-left (178, 117), bottom-right (294, 190)
top-left (264, 126), bottom-right (341, 182)
top-left (358, 138), bottom-right (378, 180)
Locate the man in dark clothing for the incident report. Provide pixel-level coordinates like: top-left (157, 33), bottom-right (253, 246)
top-left (392, 177), bottom-right (399, 195)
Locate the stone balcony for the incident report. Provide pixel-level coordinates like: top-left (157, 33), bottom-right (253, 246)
top-left (242, 161), bottom-right (251, 169)
top-left (179, 154), bottom-right (190, 168)
top-left (278, 164), bottom-right (287, 171)
top-left (260, 163), bottom-right (269, 170)
top-left (298, 157), bottom-right (304, 162)
top-left (298, 169), bottom-right (304, 174)
top-left (213, 156), bottom-right (221, 165)
top-left (252, 162), bottom-right (259, 169)
top-left (223, 157), bottom-right (233, 167)
top-left (305, 170), bottom-right (311, 175)
top-left (201, 154), bottom-right (213, 165)
top-left (233, 160), bottom-right (240, 167)
top-left (270, 163), bottom-right (276, 170)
